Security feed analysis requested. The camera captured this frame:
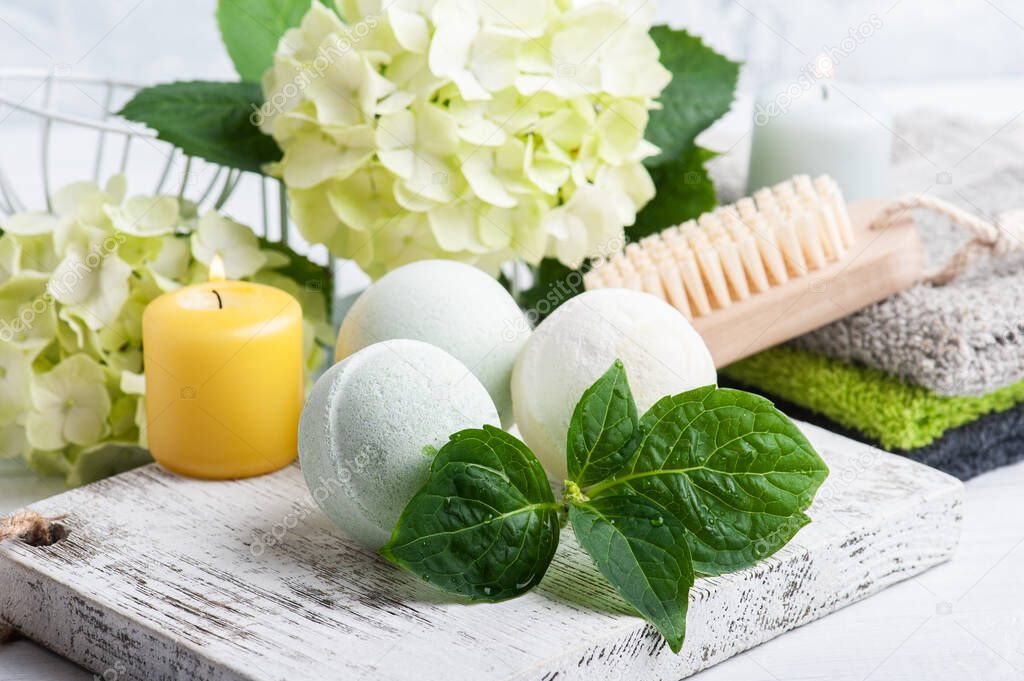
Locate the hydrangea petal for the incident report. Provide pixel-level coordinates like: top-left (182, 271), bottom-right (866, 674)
top-left (289, 187), bottom-right (343, 245)
top-left (461, 152), bottom-right (518, 208)
top-left (190, 212), bottom-right (267, 279)
top-left (326, 167), bottom-right (398, 231)
top-left (428, 202), bottom-right (487, 253)
top-left (4, 212), bottom-right (59, 236)
top-left (387, 6), bottom-right (431, 53)
top-left (0, 422), bottom-right (27, 460)
top-left (0, 342), bottom-right (31, 423)
top-left (282, 135), bottom-right (373, 188)
top-left (150, 236), bottom-right (191, 283)
top-left (27, 354), bottom-right (111, 451)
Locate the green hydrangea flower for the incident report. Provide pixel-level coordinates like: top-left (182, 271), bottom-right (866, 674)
top-left (261, 0), bottom-right (671, 274)
top-left (0, 174), bottom-right (334, 484)
top-left (25, 353), bottom-right (112, 451)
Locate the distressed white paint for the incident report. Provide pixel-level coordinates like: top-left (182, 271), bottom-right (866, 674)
top-left (0, 422), bottom-right (961, 681)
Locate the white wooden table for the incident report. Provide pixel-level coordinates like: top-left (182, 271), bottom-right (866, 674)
top-left (1, 453), bottom-right (1021, 680)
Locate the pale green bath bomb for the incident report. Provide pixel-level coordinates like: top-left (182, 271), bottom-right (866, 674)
top-left (512, 289), bottom-right (717, 480)
top-left (299, 339), bottom-right (500, 549)
top-left (336, 260), bottom-right (530, 427)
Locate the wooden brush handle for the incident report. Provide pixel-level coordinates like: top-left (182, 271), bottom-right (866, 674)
top-left (695, 200), bottom-right (922, 367)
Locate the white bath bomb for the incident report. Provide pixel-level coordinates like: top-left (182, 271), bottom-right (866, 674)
top-left (300, 339), bottom-right (500, 549)
top-left (336, 260), bottom-right (529, 427)
top-left (512, 289), bottom-right (717, 480)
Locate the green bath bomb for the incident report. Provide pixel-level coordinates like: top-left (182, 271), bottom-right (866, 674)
top-left (299, 339), bottom-right (500, 549)
top-left (336, 260), bottom-right (530, 427)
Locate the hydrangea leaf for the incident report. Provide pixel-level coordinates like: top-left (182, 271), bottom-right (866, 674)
top-left (632, 146), bottom-right (718, 239)
top-left (382, 426), bottom-right (561, 601)
top-left (587, 385), bottom-right (830, 575)
top-left (644, 27), bottom-right (739, 168)
top-left (119, 81), bottom-right (281, 174)
top-left (570, 495), bottom-right (694, 653)
top-left (567, 360), bottom-right (640, 487)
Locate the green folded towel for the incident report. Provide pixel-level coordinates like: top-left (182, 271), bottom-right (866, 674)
top-left (722, 345), bottom-right (1024, 451)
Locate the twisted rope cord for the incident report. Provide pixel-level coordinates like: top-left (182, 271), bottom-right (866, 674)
top-left (0, 510), bottom-right (65, 546)
top-left (871, 195), bottom-right (1024, 285)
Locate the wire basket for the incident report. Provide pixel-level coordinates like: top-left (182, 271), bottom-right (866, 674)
top-left (0, 68), bottom-right (295, 246)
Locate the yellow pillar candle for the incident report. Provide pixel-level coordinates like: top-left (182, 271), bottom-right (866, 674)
top-left (142, 256), bottom-right (303, 479)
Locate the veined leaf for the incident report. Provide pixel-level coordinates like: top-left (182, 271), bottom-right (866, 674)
top-left (381, 426), bottom-right (561, 601)
top-left (567, 360), bottom-right (640, 487)
top-left (119, 81), bottom-right (281, 174)
top-left (570, 495), bottom-right (694, 653)
top-left (588, 386), bottom-right (829, 575)
top-left (645, 26), bottom-right (740, 168)
top-left (633, 146), bottom-right (718, 239)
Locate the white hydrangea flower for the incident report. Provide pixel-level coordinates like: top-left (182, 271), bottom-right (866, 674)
top-left (26, 354), bottom-right (112, 451)
top-left (48, 242), bottom-right (133, 331)
top-left (0, 272), bottom-right (57, 357)
top-left (104, 194), bottom-right (181, 237)
top-left (52, 176), bottom-right (126, 224)
top-left (0, 342), bottom-right (32, 424)
top-left (190, 212), bottom-right (268, 279)
top-left (263, 0), bottom-right (669, 275)
top-left (149, 236), bottom-right (192, 290)
top-left (2, 212), bottom-right (60, 237)
top-left (2, 176), bottom-right (335, 484)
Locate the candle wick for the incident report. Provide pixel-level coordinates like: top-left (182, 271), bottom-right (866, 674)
top-left (212, 289), bottom-right (223, 310)
top-left (821, 84), bottom-right (829, 101)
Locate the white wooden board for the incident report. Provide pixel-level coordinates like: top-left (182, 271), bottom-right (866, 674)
top-left (0, 422), bottom-right (962, 681)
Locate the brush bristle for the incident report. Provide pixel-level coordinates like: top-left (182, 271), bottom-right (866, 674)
top-left (585, 175), bottom-right (851, 319)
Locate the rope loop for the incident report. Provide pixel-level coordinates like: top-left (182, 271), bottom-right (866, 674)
top-left (871, 196), bottom-right (1024, 285)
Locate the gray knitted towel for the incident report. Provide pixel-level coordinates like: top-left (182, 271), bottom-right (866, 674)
top-left (712, 112), bottom-right (1024, 397)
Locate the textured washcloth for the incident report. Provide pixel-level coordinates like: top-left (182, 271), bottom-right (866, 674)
top-left (721, 345), bottom-right (1024, 451)
top-left (709, 112), bottom-right (1024, 397)
top-left (719, 379), bottom-right (1024, 481)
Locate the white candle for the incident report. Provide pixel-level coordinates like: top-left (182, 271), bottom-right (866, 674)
top-left (747, 79), bottom-right (892, 201)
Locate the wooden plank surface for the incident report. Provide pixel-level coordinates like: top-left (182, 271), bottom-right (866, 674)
top-left (694, 201), bottom-right (923, 367)
top-left (0, 422), bottom-right (962, 681)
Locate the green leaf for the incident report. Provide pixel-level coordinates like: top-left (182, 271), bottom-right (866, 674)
top-left (119, 81), bottom-right (281, 174)
top-left (588, 387), bottom-right (829, 575)
top-left (217, 0), bottom-right (339, 82)
top-left (570, 495), bottom-right (694, 653)
top-left (645, 26), bottom-right (739, 168)
top-left (381, 426), bottom-right (561, 601)
top-left (632, 146), bottom-right (718, 240)
top-left (567, 360), bottom-right (639, 487)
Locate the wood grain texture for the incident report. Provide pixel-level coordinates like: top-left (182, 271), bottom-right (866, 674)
top-left (694, 201), bottom-right (923, 367)
top-left (0, 422), bottom-right (961, 681)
